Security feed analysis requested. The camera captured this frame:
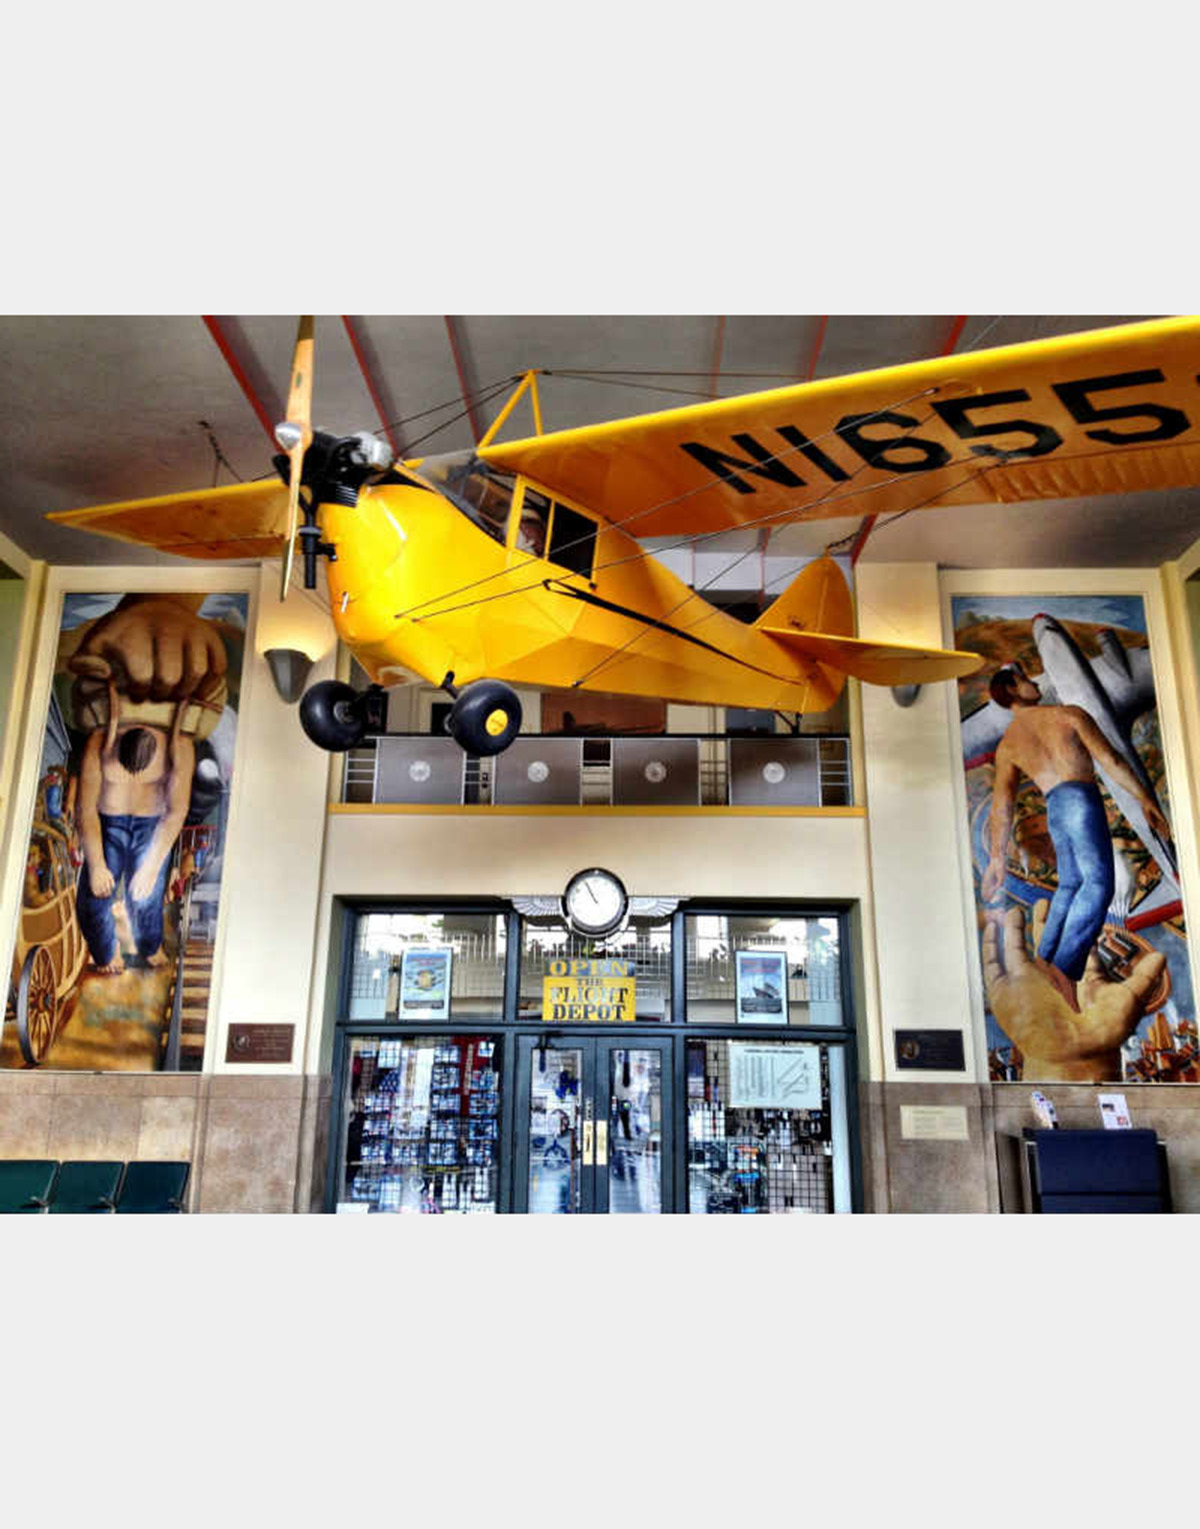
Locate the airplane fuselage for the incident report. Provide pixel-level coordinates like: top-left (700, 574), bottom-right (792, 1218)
top-left (319, 472), bottom-right (844, 714)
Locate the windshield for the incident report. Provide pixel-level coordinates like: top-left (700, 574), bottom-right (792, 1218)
top-left (418, 452), bottom-right (515, 545)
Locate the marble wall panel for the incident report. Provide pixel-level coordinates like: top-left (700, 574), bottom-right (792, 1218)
top-left (136, 1095), bottom-right (199, 1163)
top-left (879, 1083), bottom-right (993, 1214)
top-left (857, 1082), bottom-right (890, 1212)
top-left (197, 1095), bottom-right (304, 1213)
top-left (0, 1091), bottom-right (55, 1157)
top-left (48, 1092), bottom-right (143, 1161)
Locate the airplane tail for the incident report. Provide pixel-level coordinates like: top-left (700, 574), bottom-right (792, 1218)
top-left (755, 556), bottom-right (983, 687)
top-left (753, 555), bottom-right (853, 639)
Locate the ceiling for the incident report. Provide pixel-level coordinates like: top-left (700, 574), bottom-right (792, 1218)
top-left (3, 315), bottom-right (1198, 583)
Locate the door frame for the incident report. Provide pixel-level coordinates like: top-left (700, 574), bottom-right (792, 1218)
top-left (511, 1031), bottom-right (676, 1214)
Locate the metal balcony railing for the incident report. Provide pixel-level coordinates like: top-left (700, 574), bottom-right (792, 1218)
top-left (341, 733), bottom-right (853, 809)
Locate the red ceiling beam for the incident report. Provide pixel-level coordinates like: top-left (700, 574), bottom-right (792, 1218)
top-left (201, 315), bottom-right (278, 446)
top-left (342, 316), bottom-right (403, 457)
top-left (444, 316), bottom-right (483, 445)
top-left (849, 316), bottom-right (969, 566)
top-left (941, 315), bottom-right (968, 354)
top-left (802, 315), bottom-right (828, 380)
top-left (848, 514), bottom-right (877, 567)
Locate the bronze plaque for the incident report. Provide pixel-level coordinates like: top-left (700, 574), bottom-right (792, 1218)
top-left (894, 1029), bottom-right (965, 1071)
top-left (225, 1023), bottom-right (295, 1064)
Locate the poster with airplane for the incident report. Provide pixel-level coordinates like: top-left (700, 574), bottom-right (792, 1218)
top-left (953, 594), bottom-right (1197, 1085)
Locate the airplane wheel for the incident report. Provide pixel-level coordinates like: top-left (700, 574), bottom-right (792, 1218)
top-left (299, 680), bottom-right (368, 752)
top-left (448, 681), bottom-right (522, 756)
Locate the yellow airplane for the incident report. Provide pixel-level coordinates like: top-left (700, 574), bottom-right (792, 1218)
top-left (48, 316), bottom-right (1200, 755)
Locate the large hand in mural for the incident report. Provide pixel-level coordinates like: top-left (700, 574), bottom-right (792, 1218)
top-left (983, 902), bottom-right (1165, 1082)
top-left (69, 593), bottom-right (228, 704)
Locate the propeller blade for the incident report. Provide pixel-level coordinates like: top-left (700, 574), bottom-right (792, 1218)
top-left (279, 315), bottom-right (315, 599)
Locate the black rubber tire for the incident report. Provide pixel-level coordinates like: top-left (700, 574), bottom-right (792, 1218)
top-left (299, 680), bottom-right (367, 752)
top-left (448, 680), bottom-right (522, 756)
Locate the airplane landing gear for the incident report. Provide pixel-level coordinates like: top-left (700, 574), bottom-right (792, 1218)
top-left (446, 679), bottom-right (522, 756)
top-left (299, 680), bottom-right (387, 752)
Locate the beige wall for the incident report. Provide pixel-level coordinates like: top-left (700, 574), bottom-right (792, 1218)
top-left (208, 567), bottom-right (335, 1073)
top-left (856, 563), bottom-right (981, 1082)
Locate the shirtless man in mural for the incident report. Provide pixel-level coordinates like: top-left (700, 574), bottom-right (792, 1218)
top-left (980, 663), bottom-right (1171, 1007)
top-left (67, 592), bottom-right (226, 975)
top-left (75, 713), bottom-right (195, 974)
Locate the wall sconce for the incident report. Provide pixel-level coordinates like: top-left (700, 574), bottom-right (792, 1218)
top-left (264, 647), bottom-right (314, 704)
top-left (891, 684), bottom-right (921, 708)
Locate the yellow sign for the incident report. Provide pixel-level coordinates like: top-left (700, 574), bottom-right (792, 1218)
top-left (542, 958), bottom-right (636, 1022)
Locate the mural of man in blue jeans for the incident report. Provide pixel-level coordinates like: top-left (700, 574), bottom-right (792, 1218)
top-left (76, 716), bottom-right (195, 974)
top-left (980, 663), bottom-right (1171, 1009)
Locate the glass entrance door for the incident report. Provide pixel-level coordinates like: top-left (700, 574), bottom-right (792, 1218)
top-left (513, 1036), bottom-right (673, 1213)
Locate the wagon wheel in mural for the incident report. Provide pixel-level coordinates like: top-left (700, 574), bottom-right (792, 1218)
top-left (16, 945), bottom-right (56, 1066)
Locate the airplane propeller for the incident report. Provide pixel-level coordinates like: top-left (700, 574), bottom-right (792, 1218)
top-left (275, 315), bottom-right (315, 599)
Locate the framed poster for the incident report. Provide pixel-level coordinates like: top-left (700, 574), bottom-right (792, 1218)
top-left (729, 1042), bottom-right (822, 1110)
top-left (735, 949), bottom-right (788, 1025)
top-left (399, 946), bottom-right (453, 1020)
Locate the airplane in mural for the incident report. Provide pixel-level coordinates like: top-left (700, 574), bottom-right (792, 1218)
top-left (961, 611), bottom-right (1180, 911)
top-left (47, 316), bottom-right (1200, 756)
top-left (960, 611), bottom-right (1174, 941)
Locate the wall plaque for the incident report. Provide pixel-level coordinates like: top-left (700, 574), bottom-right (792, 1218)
top-left (894, 1029), bottom-right (965, 1071)
top-left (225, 1023), bottom-right (295, 1064)
top-left (899, 1105), bottom-right (970, 1142)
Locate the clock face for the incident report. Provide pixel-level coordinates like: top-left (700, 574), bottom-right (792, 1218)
top-left (563, 868), bottom-right (628, 936)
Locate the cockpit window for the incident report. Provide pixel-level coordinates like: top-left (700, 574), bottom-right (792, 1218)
top-left (516, 488), bottom-right (597, 578)
top-left (547, 503), bottom-right (597, 579)
top-left (516, 488), bottom-right (552, 558)
top-left (419, 452), bottom-right (514, 546)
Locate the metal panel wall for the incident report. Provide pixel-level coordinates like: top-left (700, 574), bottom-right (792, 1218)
top-left (612, 738), bottom-right (700, 805)
top-left (374, 737), bottom-right (465, 805)
top-left (727, 738), bottom-right (820, 806)
top-left (493, 738), bottom-right (582, 805)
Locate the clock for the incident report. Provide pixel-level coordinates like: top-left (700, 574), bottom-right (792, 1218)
top-left (562, 867), bottom-right (629, 938)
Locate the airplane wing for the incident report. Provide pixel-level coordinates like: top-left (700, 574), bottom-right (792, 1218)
top-left (1032, 614), bottom-right (1178, 889)
top-left (960, 700), bottom-right (1012, 765)
top-left (759, 628), bottom-right (982, 685)
top-left (479, 318), bottom-right (1200, 538)
top-left (46, 480), bottom-right (289, 559)
top-left (1091, 629), bottom-right (1159, 728)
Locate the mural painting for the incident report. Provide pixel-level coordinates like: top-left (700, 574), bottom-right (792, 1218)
top-left (2, 591), bottom-right (247, 1071)
top-left (953, 594), bottom-right (1197, 1084)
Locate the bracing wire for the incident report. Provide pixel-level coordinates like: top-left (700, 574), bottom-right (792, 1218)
top-left (406, 447), bottom-right (998, 636)
top-left (393, 383), bottom-right (945, 620)
top-left (569, 458), bottom-right (998, 691)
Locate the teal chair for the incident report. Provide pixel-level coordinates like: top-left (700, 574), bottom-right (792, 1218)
top-left (114, 1161), bottom-right (190, 1213)
top-left (0, 1160), bottom-right (60, 1213)
top-left (50, 1160), bottom-right (125, 1213)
